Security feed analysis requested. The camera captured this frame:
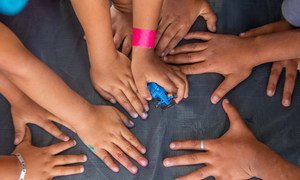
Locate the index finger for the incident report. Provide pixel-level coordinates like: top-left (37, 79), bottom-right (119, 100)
top-left (169, 140), bottom-right (215, 151)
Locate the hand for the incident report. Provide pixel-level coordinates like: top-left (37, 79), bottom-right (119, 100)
top-left (239, 20), bottom-right (297, 107)
top-left (74, 106), bottom-right (148, 174)
top-left (111, 4), bottom-right (133, 56)
top-left (11, 93), bottom-right (75, 145)
top-left (132, 50), bottom-right (188, 103)
top-left (13, 127), bottom-right (86, 180)
top-left (156, 0), bottom-right (216, 57)
top-left (90, 51), bottom-right (148, 119)
top-left (165, 32), bottom-right (256, 104)
top-left (163, 99), bottom-right (273, 180)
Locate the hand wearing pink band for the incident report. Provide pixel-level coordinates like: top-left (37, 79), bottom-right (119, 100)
top-left (132, 28), bottom-right (156, 49)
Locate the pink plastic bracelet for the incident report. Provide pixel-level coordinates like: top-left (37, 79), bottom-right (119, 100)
top-left (132, 28), bottom-right (156, 48)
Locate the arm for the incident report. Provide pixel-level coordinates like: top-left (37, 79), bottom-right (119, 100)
top-left (0, 156), bottom-right (20, 180)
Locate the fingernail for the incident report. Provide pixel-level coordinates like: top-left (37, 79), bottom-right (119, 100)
top-left (169, 143), bottom-right (176, 149)
top-left (212, 25), bottom-right (216, 32)
top-left (141, 113), bottom-right (148, 119)
top-left (144, 105), bottom-right (150, 112)
top-left (163, 159), bottom-right (171, 167)
top-left (223, 99), bottom-right (229, 104)
top-left (283, 99), bottom-right (290, 107)
top-left (83, 155), bottom-right (88, 162)
top-left (146, 97), bottom-right (152, 101)
top-left (131, 112), bottom-right (138, 118)
top-left (163, 56), bottom-right (168, 61)
top-left (240, 32), bottom-right (245, 36)
top-left (73, 140), bottom-right (77, 146)
top-left (128, 120), bottom-right (135, 127)
top-left (170, 50), bottom-right (175, 54)
top-left (267, 90), bottom-right (274, 96)
top-left (80, 166), bottom-right (85, 173)
top-left (109, 99), bottom-right (117, 104)
top-left (211, 96), bottom-right (219, 104)
top-left (141, 159), bottom-right (148, 167)
top-left (14, 138), bottom-right (19, 145)
top-left (64, 136), bottom-right (70, 141)
top-left (131, 166), bottom-right (138, 174)
top-left (112, 166), bottom-right (119, 172)
top-left (161, 52), bottom-right (165, 57)
top-left (141, 147), bottom-right (146, 154)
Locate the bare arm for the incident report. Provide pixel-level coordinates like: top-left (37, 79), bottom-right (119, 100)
top-left (0, 156), bottom-right (20, 179)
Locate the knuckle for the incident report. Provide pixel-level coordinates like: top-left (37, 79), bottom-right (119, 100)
top-left (124, 144), bottom-right (133, 152)
top-left (188, 154), bottom-right (199, 162)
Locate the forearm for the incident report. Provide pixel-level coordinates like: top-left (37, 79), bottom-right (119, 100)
top-left (0, 156), bottom-right (21, 179)
top-left (253, 29), bottom-right (300, 66)
top-left (0, 23), bottom-right (92, 129)
top-left (112, 0), bottom-right (132, 13)
top-left (254, 143), bottom-right (300, 179)
top-left (0, 73), bottom-right (25, 105)
top-left (71, 0), bottom-right (117, 66)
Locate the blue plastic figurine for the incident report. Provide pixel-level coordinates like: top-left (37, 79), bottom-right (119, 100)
top-left (0, 0), bottom-right (29, 16)
top-left (147, 82), bottom-right (176, 109)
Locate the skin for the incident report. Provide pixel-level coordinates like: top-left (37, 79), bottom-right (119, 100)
top-left (156, 0), bottom-right (217, 57)
top-left (163, 100), bottom-right (300, 180)
top-left (71, 0), bottom-right (148, 119)
top-left (132, 0), bottom-right (188, 103)
top-left (240, 20), bottom-right (299, 107)
top-left (0, 73), bottom-right (74, 145)
top-left (164, 29), bottom-right (300, 104)
top-left (0, 22), bottom-right (147, 174)
top-left (0, 127), bottom-right (86, 180)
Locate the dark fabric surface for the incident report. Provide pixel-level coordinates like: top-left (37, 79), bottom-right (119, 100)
top-left (0, 0), bottom-right (299, 179)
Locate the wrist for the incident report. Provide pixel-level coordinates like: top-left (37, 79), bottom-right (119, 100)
top-left (69, 103), bottom-right (95, 131)
top-left (132, 47), bottom-right (155, 60)
top-left (247, 37), bottom-right (264, 67)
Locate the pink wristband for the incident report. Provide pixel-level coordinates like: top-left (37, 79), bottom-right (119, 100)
top-left (132, 28), bottom-right (156, 48)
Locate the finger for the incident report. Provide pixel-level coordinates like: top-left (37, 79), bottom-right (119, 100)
top-left (135, 77), bottom-right (152, 100)
top-left (172, 67), bottom-right (189, 98)
top-left (12, 119), bottom-right (25, 145)
top-left (168, 73), bottom-right (186, 103)
top-left (117, 136), bottom-right (148, 167)
top-left (115, 109), bottom-right (135, 128)
top-left (97, 149), bottom-right (119, 172)
top-left (113, 89), bottom-right (138, 118)
top-left (48, 140), bottom-right (76, 155)
top-left (184, 32), bottom-right (214, 41)
top-left (169, 42), bottom-right (208, 55)
top-left (49, 115), bottom-right (77, 133)
top-left (121, 36), bottom-right (132, 56)
top-left (109, 144), bottom-right (138, 174)
top-left (23, 126), bottom-right (32, 144)
top-left (211, 74), bottom-right (248, 104)
top-left (176, 166), bottom-right (214, 180)
top-left (128, 79), bottom-right (149, 112)
top-left (266, 62), bottom-right (283, 97)
top-left (157, 76), bottom-right (178, 95)
top-left (164, 31), bottom-right (188, 55)
top-left (180, 62), bottom-right (212, 75)
top-left (122, 85), bottom-right (148, 119)
top-left (96, 87), bottom-right (117, 104)
top-left (38, 121), bottom-right (69, 142)
top-left (52, 165), bottom-right (84, 177)
top-left (222, 99), bottom-right (246, 130)
top-left (200, 1), bottom-right (217, 32)
top-left (282, 61), bottom-right (297, 107)
top-left (121, 127), bottom-right (146, 154)
top-left (156, 23), bottom-right (180, 56)
top-left (169, 140), bottom-right (214, 151)
top-left (164, 52), bottom-right (206, 65)
top-left (156, 19), bottom-right (171, 46)
top-left (54, 154), bottom-right (87, 166)
top-left (163, 153), bottom-right (210, 167)
top-left (113, 33), bottom-right (124, 50)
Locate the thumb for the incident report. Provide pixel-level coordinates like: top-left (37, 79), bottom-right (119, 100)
top-left (222, 99), bottom-right (247, 130)
top-left (12, 119), bottom-right (26, 145)
top-left (23, 126), bottom-right (32, 144)
top-left (199, 1), bottom-right (217, 32)
top-left (136, 77), bottom-right (152, 100)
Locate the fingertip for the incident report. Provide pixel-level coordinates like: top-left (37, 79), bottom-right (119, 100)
top-left (239, 32), bottom-right (246, 37)
top-left (110, 99), bottom-right (117, 104)
top-left (14, 137), bottom-right (20, 145)
top-left (169, 143), bottom-right (176, 149)
top-left (163, 159), bottom-right (171, 167)
top-left (211, 95), bottom-right (220, 104)
top-left (282, 99), bottom-right (291, 107)
top-left (267, 89), bottom-right (275, 97)
top-left (80, 166), bottom-right (85, 173)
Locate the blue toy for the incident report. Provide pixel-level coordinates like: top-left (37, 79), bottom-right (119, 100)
top-left (147, 82), bottom-right (176, 109)
top-left (0, 0), bottom-right (29, 16)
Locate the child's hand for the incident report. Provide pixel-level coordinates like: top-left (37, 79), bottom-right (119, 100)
top-left (111, 4), bottom-right (133, 56)
top-left (90, 52), bottom-right (148, 119)
top-left (156, 0), bottom-right (216, 56)
top-left (74, 106), bottom-right (148, 174)
top-left (13, 127), bottom-right (86, 180)
top-left (132, 50), bottom-right (188, 103)
top-left (164, 32), bottom-right (255, 104)
top-left (11, 94), bottom-right (76, 145)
